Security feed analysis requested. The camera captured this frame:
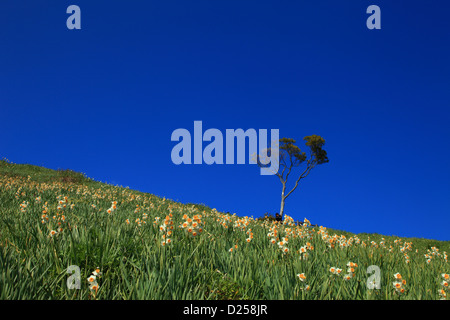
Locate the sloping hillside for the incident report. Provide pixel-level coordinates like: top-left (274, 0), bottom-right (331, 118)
top-left (0, 159), bottom-right (448, 300)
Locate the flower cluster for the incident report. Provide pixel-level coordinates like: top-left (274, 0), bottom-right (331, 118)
top-left (302, 218), bottom-right (311, 227)
top-left (344, 261), bottom-right (358, 280)
top-left (233, 216), bottom-right (251, 231)
top-left (282, 215), bottom-right (296, 227)
top-left (245, 229), bottom-right (254, 243)
top-left (329, 267), bottom-right (343, 276)
top-left (131, 212), bottom-right (149, 227)
top-left (106, 201), bottom-right (117, 214)
top-left (298, 242), bottom-right (313, 260)
top-left (134, 217), bottom-right (144, 227)
top-left (335, 235), bottom-right (348, 249)
top-left (277, 237), bottom-right (289, 254)
top-left (392, 272), bottom-right (407, 295)
top-left (296, 218), bottom-right (315, 240)
top-left (19, 201), bottom-right (29, 213)
top-left (403, 252), bottom-right (411, 264)
top-left (424, 246), bottom-right (448, 265)
top-left (15, 187), bottom-right (25, 199)
top-left (296, 273), bottom-right (311, 291)
top-left (268, 224), bottom-right (291, 254)
top-left (399, 241), bottom-right (413, 253)
top-left (160, 214), bottom-right (174, 246)
top-left (161, 234), bottom-right (172, 246)
top-left (87, 267), bottom-right (102, 295)
top-left (180, 213), bottom-right (203, 237)
top-left (56, 195), bottom-right (68, 211)
top-left (42, 197), bottom-right (68, 236)
top-left (41, 202), bottom-right (49, 224)
top-left (134, 204), bottom-right (141, 214)
top-left (267, 225), bottom-right (279, 244)
top-left (41, 214), bottom-right (49, 224)
top-left (53, 212), bottom-right (66, 227)
top-left (439, 273), bottom-right (449, 300)
top-left (217, 214), bottom-right (231, 229)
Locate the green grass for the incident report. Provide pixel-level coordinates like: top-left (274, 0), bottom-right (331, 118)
top-left (0, 159), bottom-right (448, 300)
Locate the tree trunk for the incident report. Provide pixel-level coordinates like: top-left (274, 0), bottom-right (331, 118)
top-left (280, 183), bottom-right (286, 219)
top-left (280, 197), bottom-right (285, 219)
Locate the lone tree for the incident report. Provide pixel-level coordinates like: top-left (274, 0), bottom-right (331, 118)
top-left (257, 135), bottom-right (329, 220)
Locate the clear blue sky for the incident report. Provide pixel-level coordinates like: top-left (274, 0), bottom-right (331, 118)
top-left (1, 1), bottom-right (449, 240)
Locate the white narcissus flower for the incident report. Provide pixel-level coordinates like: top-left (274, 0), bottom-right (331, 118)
top-left (438, 289), bottom-right (447, 299)
top-left (297, 273), bottom-right (306, 282)
top-left (89, 282), bottom-right (99, 293)
top-left (392, 281), bottom-right (405, 294)
top-left (92, 268), bottom-right (101, 277)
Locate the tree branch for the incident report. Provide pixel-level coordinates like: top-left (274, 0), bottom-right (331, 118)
top-left (284, 156), bottom-right (315, 200)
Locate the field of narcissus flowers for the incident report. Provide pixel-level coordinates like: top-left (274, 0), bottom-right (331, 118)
top-left (0, 159), bottom-right (449, 300)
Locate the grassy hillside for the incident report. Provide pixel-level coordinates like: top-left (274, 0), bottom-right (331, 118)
top-left (0, 159), bottom-right (448, 300)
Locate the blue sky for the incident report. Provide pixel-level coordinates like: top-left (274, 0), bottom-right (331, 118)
top-left (1, 1), bottom-right (449, 240)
